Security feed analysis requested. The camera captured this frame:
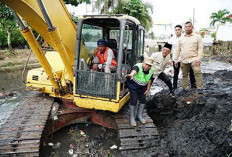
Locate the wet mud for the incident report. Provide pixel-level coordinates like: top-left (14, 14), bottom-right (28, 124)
top-left (147, 68), bottom-right (232, 156)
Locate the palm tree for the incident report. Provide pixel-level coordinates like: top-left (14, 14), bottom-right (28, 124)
top-left (120, 0), bottom-right (153, 31)
top-left (140, 2), bottom-right (153, 31)
top-left (93, 0), bottom-right (126, 14)
top-left (63, 0), bottom-right (91, 6)
top-left (210, 9), bottom-right (232, 27)
top-left (93, 0), bottom-right (111, 14)
top-left (92, 0), bottom-right (153, 31)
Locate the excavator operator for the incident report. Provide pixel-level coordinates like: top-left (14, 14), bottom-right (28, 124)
top-left (91, 39), bottom-right (117, 73)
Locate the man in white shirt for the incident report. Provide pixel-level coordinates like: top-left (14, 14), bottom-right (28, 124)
top-left (147, 42), bottom-right (174, 95)
top-left (144, 44), bottom-right (150, 58)
top-left (168, 25), bottom-right (196, 90)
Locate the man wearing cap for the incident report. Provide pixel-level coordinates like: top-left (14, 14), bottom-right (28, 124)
top-left (126, 57), bottom-right (154, 126)
top-left (147, 42), bottom-right (174, 95)
top-left (91, 39), bottom-right (117, 73)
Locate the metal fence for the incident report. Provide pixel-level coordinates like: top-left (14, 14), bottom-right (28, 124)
top-left (75, 70), bottom-right (118, 99)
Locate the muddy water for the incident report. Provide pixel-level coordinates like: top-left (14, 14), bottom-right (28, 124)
top-left (41, 124), bottom-right (120, 156)
top-left (0, 68), bottom-right (121, 156)
top-left (0, 69), bottom-right (30, 127)
top-left (0, 69), bottom-right (26, 91)
top-left (201, 58), bottom-right (232, 74)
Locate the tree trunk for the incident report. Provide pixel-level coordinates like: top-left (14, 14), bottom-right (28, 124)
top-left (104, 0), bottom-right (108, 14)
top-left (7, 31), bottom-right (14, 53)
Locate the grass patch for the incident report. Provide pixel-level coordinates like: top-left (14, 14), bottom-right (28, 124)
top-left (203, 51), bottom-right (212, 57)
top-left (3, 62), bottom-right (15, 67)
top-left (20, 61), bottom-right (27, 66)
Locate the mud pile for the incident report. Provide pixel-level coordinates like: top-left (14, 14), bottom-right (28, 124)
top-left (212, 41), bottom-right (232, 55)
top-left (147, 70), bottom-right (232, 156)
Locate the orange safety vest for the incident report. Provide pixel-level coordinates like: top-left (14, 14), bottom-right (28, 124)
top-left (96, 47), bottom-right (117, 67)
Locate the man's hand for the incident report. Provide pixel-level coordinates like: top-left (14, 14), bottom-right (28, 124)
top-left (144, 89), bottom-right (150, 96)
top-left (98, 64), bottom-right (103, 69)
top-left (92, 64), bottom-right (98, 71)
top-left (195, 60), bottom-right (201, 66)
top-left (174, 61), bottom-right (178, 68)
top-left (125, 73), bottom-right (134, 80)
top-left (125, 70), bottom-right (137, 80)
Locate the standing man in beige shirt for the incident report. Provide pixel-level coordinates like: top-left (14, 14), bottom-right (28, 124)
top-left (168, 25), bottom-right (196, 90)
top-left (174, 21), bottom-right (203, 94)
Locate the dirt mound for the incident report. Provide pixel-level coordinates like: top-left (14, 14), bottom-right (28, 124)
top-left (147, 70), bottom-right (232, 156)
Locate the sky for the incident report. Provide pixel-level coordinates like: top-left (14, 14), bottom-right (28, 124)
top-left (67, 0), bottom-right (232, 32)
top-left (144, 0), bottom-right (232, 30)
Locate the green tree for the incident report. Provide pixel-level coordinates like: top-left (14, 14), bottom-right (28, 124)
top-left (121, 0), bottom-right (153, 31)
top-left (11, 29), bottom-right (27, 48)
top-left (210, 9), bottom-right (232, 27)
top-left (211, 32), bottom-right (216, 39)
top-left (70, 12), bottom-right (78, 23)
top-left (0, 27), bottom-right (7, 49)
top-left (113, 0), bottom-right (127, 14)
top-left (93, 0), bottom-right (122, 14)
top-left (0, 2), bottom-right (17, 52)
top-left (63, 0), bottom-right (90, 6)
top-left (93, 0), bottom-right (153, 31)
top-left (149, 32), bottom-right (155, 40)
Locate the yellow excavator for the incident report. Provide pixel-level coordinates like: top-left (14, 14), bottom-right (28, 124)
top-left (0, 0), bottom-right (159, 156)
top-left (2, 0), bottom-right (145, 112)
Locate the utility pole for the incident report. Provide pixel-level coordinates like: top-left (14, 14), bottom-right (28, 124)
top-left (86, 2), bottom-right (87, 14)
top-left (193, 8), bottom-right (195, 27)
top-left (92, 0), bottom-right (94, 14)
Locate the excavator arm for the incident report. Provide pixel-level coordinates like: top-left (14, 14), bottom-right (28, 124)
top-left (1, 0), bottom-right (76, 62)
top-left (0, 0), bottom-right (87, 94)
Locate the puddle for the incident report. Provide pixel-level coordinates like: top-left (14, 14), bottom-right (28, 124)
top-left (0, 90), bottom-right (29, 127)
top-left (202, 61), bottom-right (232, 74)
top-left (41, 124), bottom-right (120, 157)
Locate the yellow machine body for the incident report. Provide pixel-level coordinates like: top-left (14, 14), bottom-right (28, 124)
top-left (1, 0), bottom-right (145, 113)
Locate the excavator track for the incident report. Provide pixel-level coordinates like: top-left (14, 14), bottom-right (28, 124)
top-left (114, 104), bottom-right (160, 154)
top-left (0, 92), bottom-right (54, 157)
top-left (0, 92), bottom-right (160, 156)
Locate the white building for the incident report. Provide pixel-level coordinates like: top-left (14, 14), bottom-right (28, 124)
top-left (216, 24), bottom-right (232, 41)
top-left (151, 21), bottom-right (173, 40)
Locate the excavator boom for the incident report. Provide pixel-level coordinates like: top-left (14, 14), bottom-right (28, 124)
top-left (1, 0), bottom-right (76, 63)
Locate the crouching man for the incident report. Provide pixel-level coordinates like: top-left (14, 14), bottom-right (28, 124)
top-left (148, 42), bottom-right (174, 95)
top-left (126, 57), bottom-right (154, 126)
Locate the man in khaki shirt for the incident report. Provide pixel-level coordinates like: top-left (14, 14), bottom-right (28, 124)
top-left (174, 21), bottom-right (203, 94)
top-left (168, 24), bottom-right (196, 90)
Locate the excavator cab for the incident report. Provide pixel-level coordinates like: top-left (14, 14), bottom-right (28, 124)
top-left (73, 15), bottom-right (145, 112)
